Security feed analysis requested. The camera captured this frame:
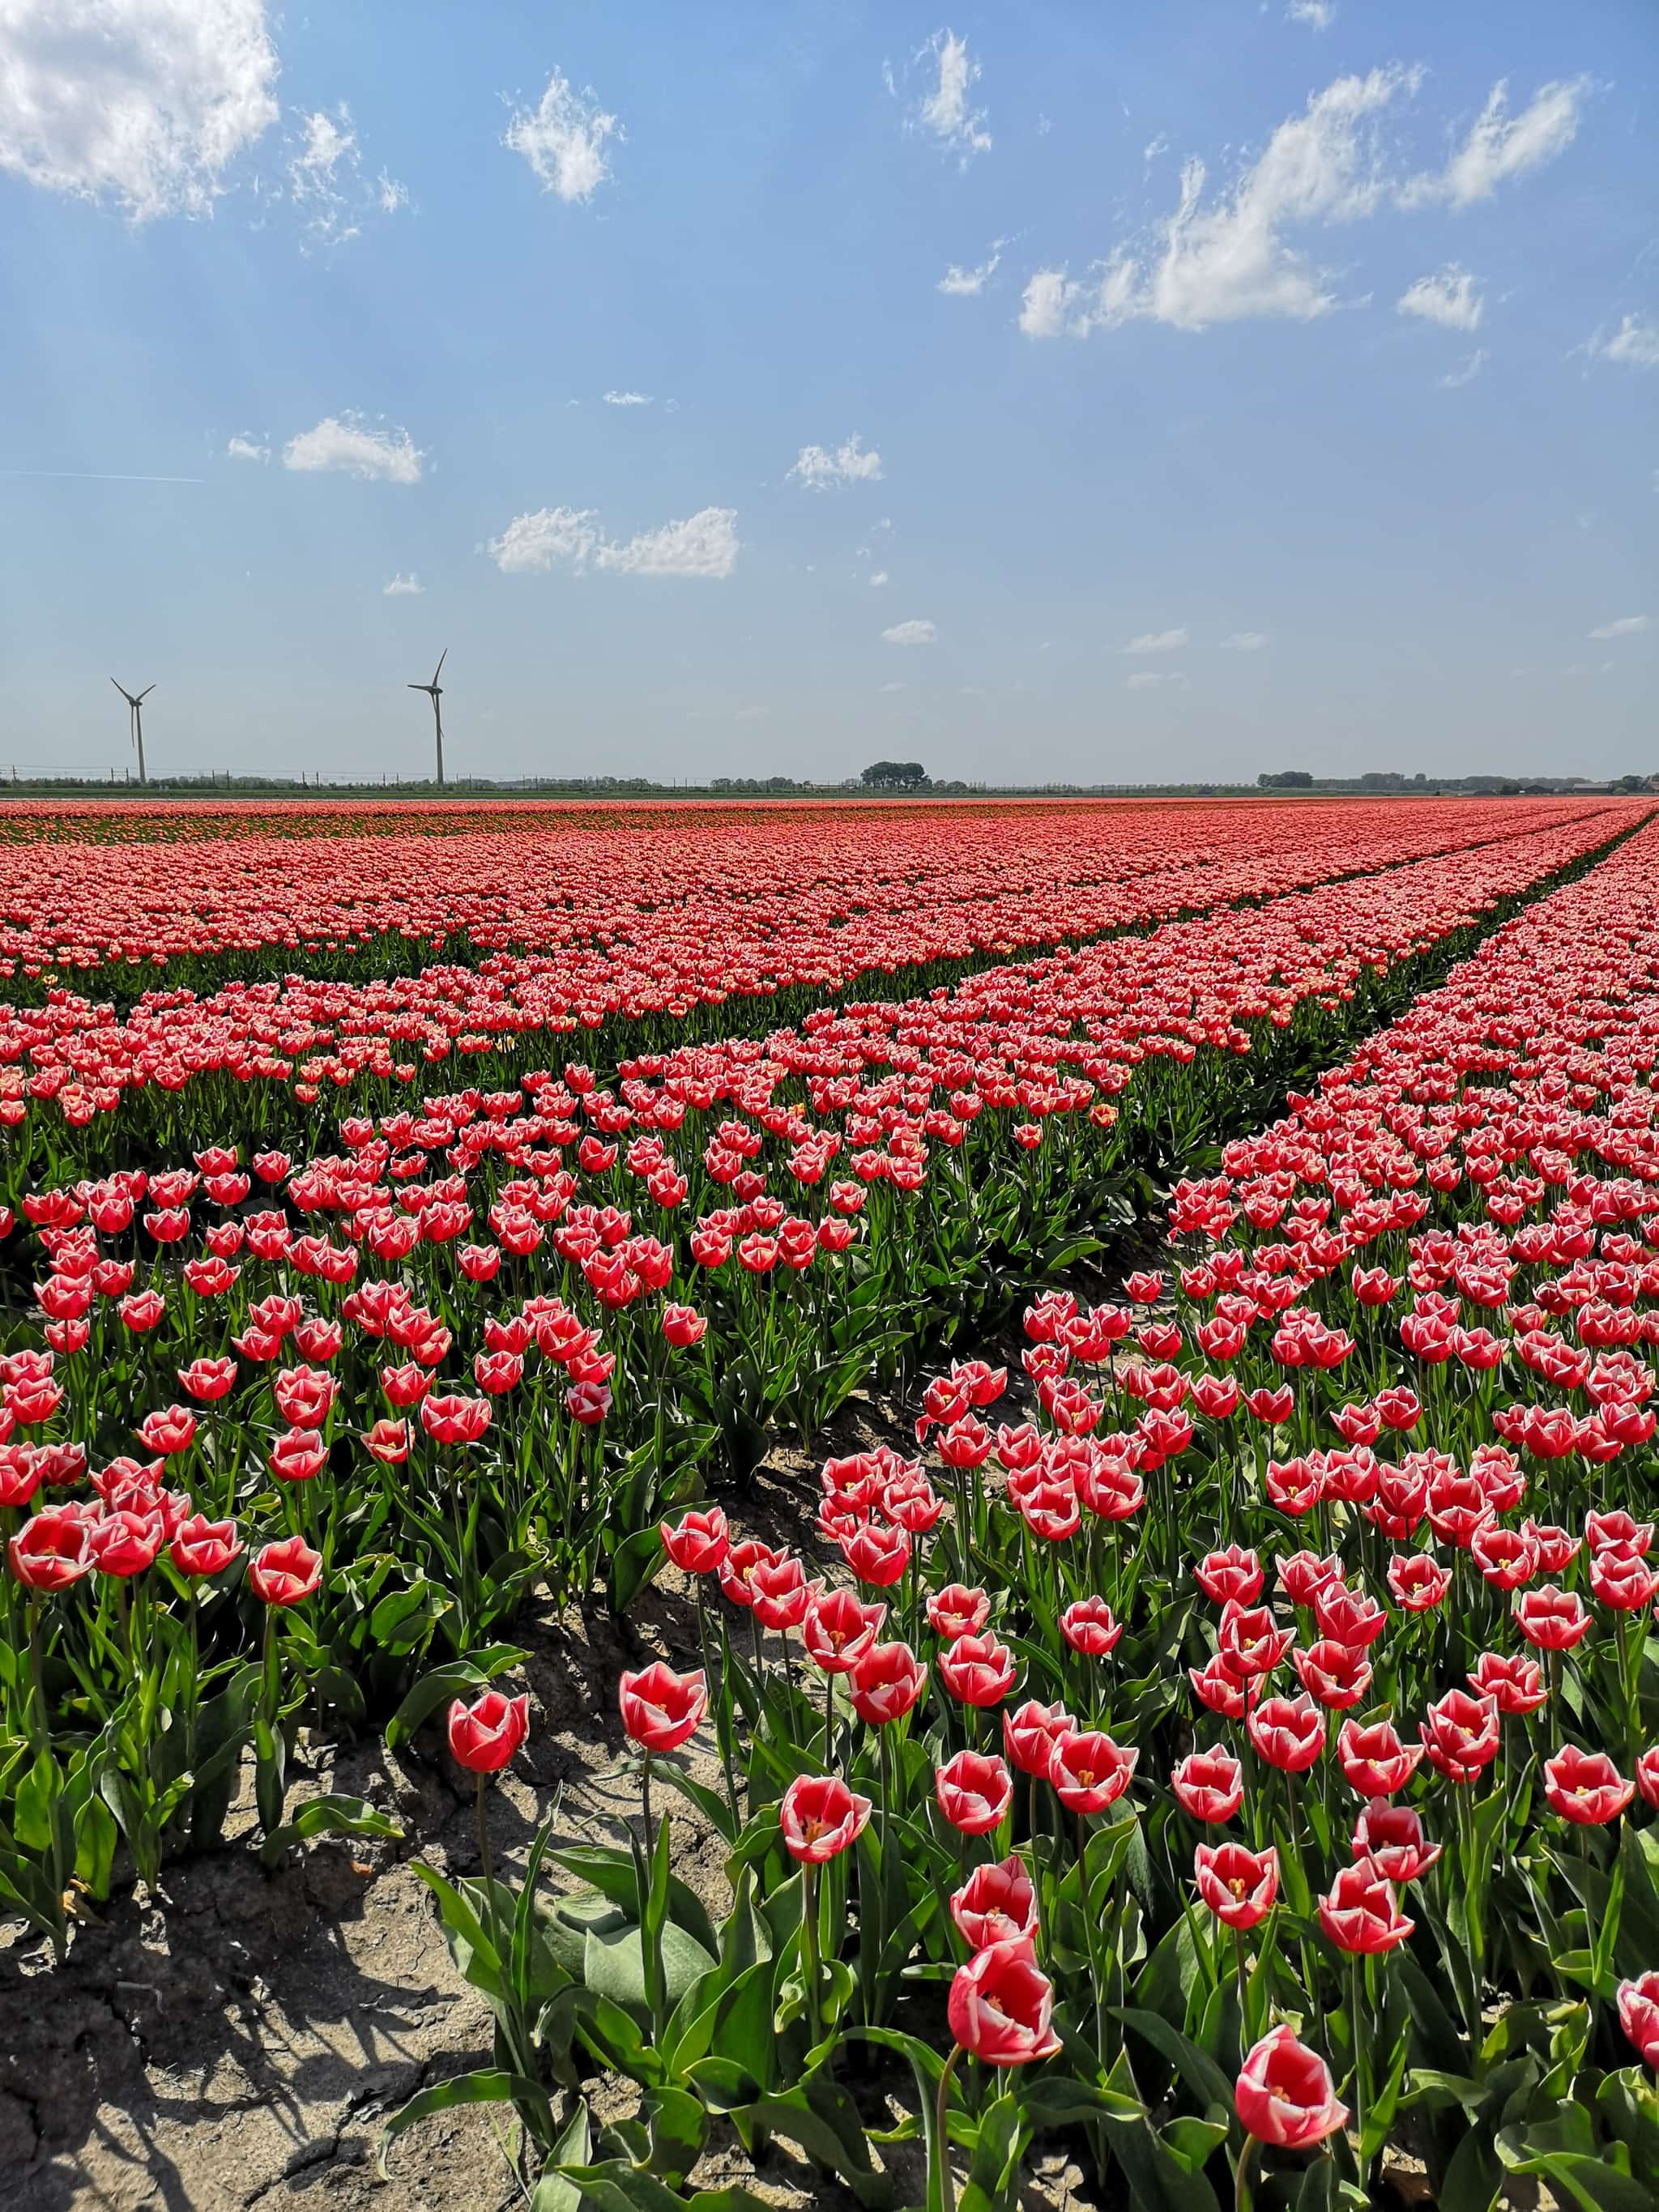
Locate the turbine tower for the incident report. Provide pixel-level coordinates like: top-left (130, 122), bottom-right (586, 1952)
top-left (407, 650), bottom-right (448, 787)
top-left (110, 678), bottom-right (154, 786)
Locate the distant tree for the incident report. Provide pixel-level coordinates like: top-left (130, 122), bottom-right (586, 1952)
top-left (1257, 769), bottom-right (1314, 790)
top-left (861, 760), bottom-right (929, 789)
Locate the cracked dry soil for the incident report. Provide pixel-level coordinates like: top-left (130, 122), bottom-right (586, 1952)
top-left (0, 1403), bottom-right (1104, 2212)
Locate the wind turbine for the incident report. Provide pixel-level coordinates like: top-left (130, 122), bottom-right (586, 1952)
top-left (407, 650), bottom-right (448, 787)
top-left (110, 678), bottom-right (155, 786)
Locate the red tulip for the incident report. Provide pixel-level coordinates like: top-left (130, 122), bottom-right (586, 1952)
top-left (1420, 1687), bottom-right (1500, 1783)
top-left (780, 1773), bottom-right (872, 1862)
top-left (1469, 1650), bottom-right (1547, 1715)
top-left (927, 1583), bottom-right (991, 1639)
top-left (248, 1535), bottom-right (322, 1606)
top-left (938, 1631), bottom-right (1017, 1708)
top-left (1514, 1585), bottom-right (1591, 1651)
top-left (1235, 2024), bottom-right (1348, 2147)
top-left (1618, 1972), bottom-right (1659, 2068)
top-left (1195, 1840), bottom-right (1279, 1929)
top-left (1002, 1697), bottom-right (1074, 1776)
top-left (1336, 1717), bottom-right (1422, 1796)
top-left (659, 1507), bottom-right (729, 1574)
top-left (1195, 1545), bottom-right (1262, 1606)
top-left (1060, 1595), bottom-right (1123, 1657)
top-left (1171, 1745), bottom-right (1243, 1823)
top-left (1247, 1693), bottom-right (1324, 1773)
top-left (619, 1662), bottom-right (708, 1753)
top-left (169, 1515), bottom-right (242, 1578)
top-left (1387, 1551), bottom-right (1452, 1612)
top-left (1047, 1728), bottom-right (1136, 1814)
top-left (802, 1588), bottom-right (885, 1674)
top-left (749, 1553), bottom-right (817, 1632)
top-left (1318, 1855), bottom-right (1414, 1953)
top-left (1294, 1639), bottom-right (1373, 1711)
top-left (1543, 1744), bottom-right (1636, 1826)
top-left (946, 1938), bottom-right (1061, 2065)
top-left (11, 1505), bottom-right (94, 1591)
top-left (840, 1519), bottom-right (911, 1589)
top-left (448, 1690), bottom-right (530, 1773)
top-left (88, 1509), bottom-right (164, 1579)
top-left (1352, 1801), bottom-right (1440, 1884)
top-left (951, 1853), bottom-right (1038, 1951)
top-left (936, 1749), bottom-right (1014, 1835)
top-left (848, 1639), bottom-right (928, 1726)
top-left (1638, 1747), bottom-right (1659, 1811)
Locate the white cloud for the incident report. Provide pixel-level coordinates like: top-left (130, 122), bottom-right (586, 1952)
top-left (1591, 314), bottom-right (1659, 369)
top-left (882, 619), bottom-right (936, 646)
top-left (1124, 627), bottom-right (1188, 654)
top-left (1397, 263), bottom-right (1483, 331)
top-left (879, 681), bottom-right (906, 693)
top-left (0, 0), bottom-right (279, 222)
top-left (1589, 615), bottom-right (1650, 640)
top-left (1019, 269), bottom-right (1077, 338)
top-left (487, 503), bottom-right (739, 578)
top-left (505, 70), bottom-right (620, 203)
top-left (869, 571), bottom-right (889, 587)
top-left (1288, 1), bottom-right (1336, 27)
top-left (1400, 78), bottom-right (1589, 209)
top-left (383, 572), bottom-right (424, 596)
top-left (788, 435), bottom-right (884, 488)
top-left (226, 434), bottom-right (269, 463)
top-left (1126, 671), bottom-right (1188, 689)
top-left (1439, 348), bottom-right (1486, 389)
top-left (1221, 632), bottom-right (1269, 650)
top-left (284, 105), bottom-right (407, 250)
top-left (938, 241), bottom-right (1003, 296)
top-left (1024, 68), bottom-right (1419, 337)
top-left (912, 30), bottom-right (990, 163)
top-left (603, 390), bottom-right (652, 407)
top-left (282, 416), bottom-right (426, 484)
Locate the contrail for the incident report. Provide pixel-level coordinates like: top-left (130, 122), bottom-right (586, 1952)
top-left (0, 469), bottom-right (204, 484)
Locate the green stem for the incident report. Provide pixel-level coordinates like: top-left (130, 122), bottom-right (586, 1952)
top-left (935, 2042), bottom-right (964, 2212)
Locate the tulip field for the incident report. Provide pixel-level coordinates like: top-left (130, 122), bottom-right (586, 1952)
top-left (3, 792), bottom-right (1659, 2210)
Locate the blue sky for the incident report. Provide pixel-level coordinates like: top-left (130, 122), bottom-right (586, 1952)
top-left (0, 1), bottom-right (1653, 786)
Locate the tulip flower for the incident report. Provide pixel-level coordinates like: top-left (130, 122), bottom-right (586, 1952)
top-left (1171, 1745), bottom-right (1243, 1823)
top-left (945, 1939), bottom-right (1061, 2065)
top-left (448, 1690), bottom-right (531, 1775)
top-left (1002, 1698), bottom-right (1074, 1777)
top-left (1514, 1585), bottom-right (1591, 1652)
top-left (1235, 2024), bottom-right (1348, 2147)
top-left (927, 1583), bottom-right (991, 1639)
top-left (950, 1855), bottom-right (1038, 1951)
top-left (1336, 1718), bottom-right (1422, 1796)
top-left (1247, 1693), bottom-right (1324, 1773)
top-left (619, 1662), bottom-right (708, 1754)
top-left (169, 1515), bottom-right (242, 1578)
top-left (849, 1639), bottom-right (928, 1726)
top-left (1352, 1801), bottom-right (1440, 1884)
top-left (1618, 1973), bottom-right (1659, 2069)
top-left (1469, 1650), bottom-right (1548, 1715)
top-left (1195, 1840), bottom-right (1279, 1930)
top-left (248, 1535), bottom-right (322, 1607)
top-left (1543, 1744), bottom-right (1636, 1826)
top-left (1047, 1728), bottom-right (1136, 1814)
top-left (779, 1773), bottom-right (872, 1863)
top-left (936, 1749), bottom-right (1014, 1835)
top-left (1060, 1595), bottom-right (1123, 1657)
top-left (937, 1631), bottom-right (1017, 1708)
top-left (1195, 1544), bottom-right (1263, 1606)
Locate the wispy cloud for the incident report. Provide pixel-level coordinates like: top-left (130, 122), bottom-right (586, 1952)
top-left (285, 104), bottom-right (406, 251)
top-left (938, 241), bottom-right (1004, 296)
top-left (383, 572), bottom-right (424, 596)
top-left (1124, 627), bottom-right (1188, 654)
top-left (1589, 313), bottom-right (1659, 369)
top-left (603, 390), bottom-right (653, 407)
top-left (1220, 632), bottom-right (1269, 650)
top-left (1021, 67), bottom-right (1418, 337)
top-left (1397, 264), bottom-right (1483, 331)
top-left (911, 30), bottom-right (991, 164)
top-left (226, 435), bottom-right (270, 463)
top-left (1439, 349), bottom-right (1487, 389)
top-left (1126, 670), bottom-right (1188, 689)
top-left (1589, 614), bottom-right (1650, 640)
top-left (284, 416), bottom-right (425, 484)
top-left (488, 504), bottom-right (739, 578)
top-left (505, 69), bottom-right (621, 203)
top-left (788, 435), bottom-right (884, 488)
top-left (882, 619), bottom-right (936, 646)
top-left (1400, 78), bottom-right (1589, 209)
top-left (1287, 1), bottom-right (1337, 28)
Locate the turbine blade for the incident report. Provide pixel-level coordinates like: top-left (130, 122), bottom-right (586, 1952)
top-left (433, 647), bottom-right (448, 682)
